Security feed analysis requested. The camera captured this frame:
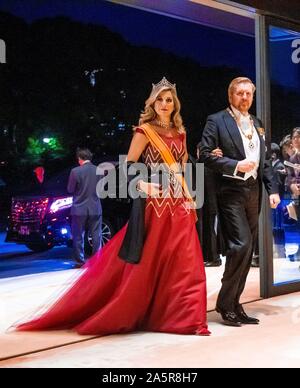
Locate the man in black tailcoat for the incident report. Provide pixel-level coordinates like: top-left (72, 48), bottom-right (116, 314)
top-left (200, 77), bottom-right (280, 326)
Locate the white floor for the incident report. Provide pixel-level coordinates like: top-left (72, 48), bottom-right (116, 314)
top-left (2, 265), bottom-right (300, 368)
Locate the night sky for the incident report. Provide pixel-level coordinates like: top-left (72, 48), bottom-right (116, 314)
top-left (0, 0), bottom-right (256, 78)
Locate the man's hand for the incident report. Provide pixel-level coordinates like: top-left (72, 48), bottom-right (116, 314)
top-left (211, 147), bottom-right (223, 158)
top-left (269, 194), bottom-right (281, 209)
top-left (277, 168), bottom-right (287, 176)
top-left (237, 159), bottom-right (256, 173)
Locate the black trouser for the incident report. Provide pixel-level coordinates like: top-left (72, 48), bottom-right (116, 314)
top-left (202, 207), bottom-right (219, 262)
top-left (71, 214), bottom-right (102, 263)
top-left (216, 177), bottom-right (259, 311)
top-left (202, 169), bottom-right (219, 262)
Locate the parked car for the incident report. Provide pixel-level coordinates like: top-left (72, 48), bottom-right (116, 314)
top-left (5, 165), bottom-right (131, 252)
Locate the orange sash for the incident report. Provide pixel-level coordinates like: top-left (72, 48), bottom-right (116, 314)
top-left (141, 123), bottom-right (197, 221)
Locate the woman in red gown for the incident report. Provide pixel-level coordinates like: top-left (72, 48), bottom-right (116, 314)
top-left (14, 78), bottom-right (210, 336)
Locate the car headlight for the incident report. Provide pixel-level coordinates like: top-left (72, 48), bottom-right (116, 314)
top-left (50, 197), bottom-right (73, 213)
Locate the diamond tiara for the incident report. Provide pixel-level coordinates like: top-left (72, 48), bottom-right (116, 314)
top-left (151, 77), bottom-right (177, 96)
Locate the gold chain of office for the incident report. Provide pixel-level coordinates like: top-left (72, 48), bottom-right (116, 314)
top-left (227, 107), bottom-right (255, 150)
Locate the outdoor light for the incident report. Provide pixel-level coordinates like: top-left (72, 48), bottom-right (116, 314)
top-left (43, 137), bottom-right (51, 144)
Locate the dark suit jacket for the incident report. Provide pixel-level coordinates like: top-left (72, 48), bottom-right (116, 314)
top-left (67, 161), bottom-right (102, 216)
top-left (272, 159), bottom-right (286, 197)
top-left (200, 109), bottom-right (278, 211)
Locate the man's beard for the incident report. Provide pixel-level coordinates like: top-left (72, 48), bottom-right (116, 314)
top-left (239, 102), bottom-right (250, 111)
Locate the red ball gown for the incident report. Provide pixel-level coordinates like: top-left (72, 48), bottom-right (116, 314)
top-left (15, 128), bottom-right (210, 336)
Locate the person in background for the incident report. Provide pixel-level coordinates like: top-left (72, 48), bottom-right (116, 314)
top-left (287, 128), bottom-right (300, 198)
top-left (67, 148), bottom-right (102, 268)
top-left (280, 134), bottom-right (295, 162)
top-left (271, 143), bottom-right (286, 197)
top-left (270, 143), bottom-right (286, 246)
top-left (197, 142), bottom-right (223, 267)
top-left (284, 128), bottom-right (300, 225)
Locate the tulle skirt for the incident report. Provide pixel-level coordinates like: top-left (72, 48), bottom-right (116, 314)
top-left (15, 199), bottom-right (210, 336)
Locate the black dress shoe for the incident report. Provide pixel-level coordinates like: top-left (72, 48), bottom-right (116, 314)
top-left (205, 258), bottom-right (222, 267)
top-left (235, 305), bottom-right (259, 325)
top-left (216, 307), bottom-right (243, 327)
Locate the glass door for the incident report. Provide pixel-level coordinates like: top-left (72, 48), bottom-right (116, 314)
top-left (260, 17), bottom-right (300, 297)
